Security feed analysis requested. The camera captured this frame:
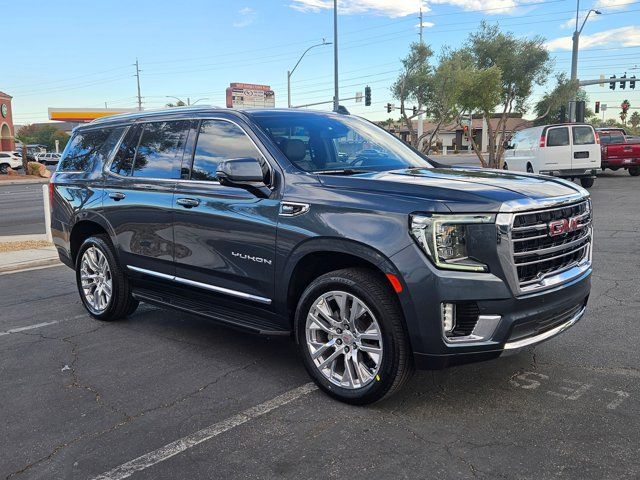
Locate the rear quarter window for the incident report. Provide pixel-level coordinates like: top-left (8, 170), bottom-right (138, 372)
top-left (572, 126), bottom-right (595, 145)
top-left (58, 127), bottom-right (125, 172)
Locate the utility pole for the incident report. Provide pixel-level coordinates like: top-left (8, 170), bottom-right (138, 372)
top-left (417, 7), bottom-right (424, 151)
top-left (333, 0), bottom-right (339, 112)
top-left (134, 58), bottom-right (143, 111)
top-left (570, 2), bottom-right (601, 81)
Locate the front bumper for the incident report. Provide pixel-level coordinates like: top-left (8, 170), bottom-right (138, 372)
top-left (390, 242), bottom-right (591, 370)
top-left (539, 168), bottom-right (599, 178)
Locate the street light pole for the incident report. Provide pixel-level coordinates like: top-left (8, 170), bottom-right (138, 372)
top-left (286, 40), bottom-right (332, 108)
top-left (570, 3), bottom-right (602, 81)
top-left (333, 0), bottom-right (339, 112)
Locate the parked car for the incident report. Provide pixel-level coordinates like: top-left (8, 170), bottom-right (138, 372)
top-left (0, 151), bottom-right (23, 173)
top-left (596, 128), bottom-right (640, 176)
top-left (35, 152), bottom-right (62, 165)
top-left (503, 123), bottom-right (600, 188)
top-left (51, 108), bottom-right (593, 404)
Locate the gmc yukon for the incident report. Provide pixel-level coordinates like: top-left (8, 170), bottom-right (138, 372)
top-left (51, 108), bottom-right (593, 404)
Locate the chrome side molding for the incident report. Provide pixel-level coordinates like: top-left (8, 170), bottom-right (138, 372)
top-left (126, 265), bottom-right (272, 305)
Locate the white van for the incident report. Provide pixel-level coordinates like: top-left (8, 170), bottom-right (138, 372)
top-left (503, 123), bottom-right (601, 188)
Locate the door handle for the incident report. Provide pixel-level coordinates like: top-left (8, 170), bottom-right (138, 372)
top-left (108, 192), bottom-right (126, 201)
top-left (176, 197), bottom-right (200, 208)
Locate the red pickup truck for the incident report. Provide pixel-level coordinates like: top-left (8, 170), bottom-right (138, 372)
top-left (596, 128), bottom-right (640, 176)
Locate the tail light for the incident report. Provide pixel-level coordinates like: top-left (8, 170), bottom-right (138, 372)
top-left (539, 135), bottom-right (546, 148)
top-left (594, 132), bottom-right (600, 144)
top-left (48, 182), bottom-right (54, 211)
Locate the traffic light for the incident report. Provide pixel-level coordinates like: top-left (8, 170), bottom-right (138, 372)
top-left (386, 103), bottom-right (392, 113)
top-left (620, 74), bottom-right (626, 90)
top-left (364, 86), bottom-right (371, 106)
top-left (595, 101), bottom-right (600, 114)
top-left (463, 125), bottom-right (469, 139)
top-left (400, 104), bottom-right (405, 115)
top-left (610, 75), bottom-right (616, 90)
top-left (631, 76), bottom-right (636, 89)
top-left (412, 106), bottom-right (417, 116)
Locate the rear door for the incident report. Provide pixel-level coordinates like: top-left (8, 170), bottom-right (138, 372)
top-left (541, 126), bottom-right (571, 172)
top-left (103, 120), bottom-right (191, 277)
top-left (571, 125), bottom-right (600, 170)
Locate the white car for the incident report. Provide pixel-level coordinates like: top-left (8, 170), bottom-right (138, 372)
top-left (35, 152), bottom-right (62, 165)
top-left (503, 123), bottom-right (601, 188)
top-left (0, 151), bottom-right (23, 174)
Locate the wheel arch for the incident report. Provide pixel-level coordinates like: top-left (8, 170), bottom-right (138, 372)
top-left (278, 238), bottom-right (405, 327)
top-left (69, 213), bottom-right (117, 264)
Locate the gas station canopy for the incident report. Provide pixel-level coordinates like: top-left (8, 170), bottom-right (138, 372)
top-left (48, 108), bottom-right (138, 123)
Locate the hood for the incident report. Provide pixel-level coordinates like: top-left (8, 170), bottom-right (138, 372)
top-left (317, 167), bottom-right (586, 213)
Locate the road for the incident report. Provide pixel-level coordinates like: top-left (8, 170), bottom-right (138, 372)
top-left (1, 171), bottom-right (639, 480)
top-left (0, 183), bottom-right (46, 236)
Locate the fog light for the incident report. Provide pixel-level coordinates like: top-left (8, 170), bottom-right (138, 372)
top-left (441, 303), bottom-right (456, 334)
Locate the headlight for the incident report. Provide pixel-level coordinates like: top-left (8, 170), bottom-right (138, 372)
top-left (410, 214), bottom-right (494, 272)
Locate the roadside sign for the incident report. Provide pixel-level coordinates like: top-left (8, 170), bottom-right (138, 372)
top-left (355, 92), bottom-right (363, 103)
top-left (225, 83), bottom-right (275, 109)
top-left (601, 103), bottom-right (608, 111)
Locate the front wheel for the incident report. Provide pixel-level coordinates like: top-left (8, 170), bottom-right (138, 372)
top-left (502, 162), bottom-right (509, 170)
top-left (76, 235), bottom-right (138, 321)
top-left (295, 268), bottom-right (413, 405)
top-left (629, 166), bottom-right (640, 177)
top-left (526, 163), bottom-right (534, 173)
top-left (580, 177), bottom-right (595, 188)
top-left (0, 163), bottom-right (8, 174)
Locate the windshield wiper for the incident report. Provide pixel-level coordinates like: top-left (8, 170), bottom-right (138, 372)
top-left (313, 169), bottom-right (371, 175)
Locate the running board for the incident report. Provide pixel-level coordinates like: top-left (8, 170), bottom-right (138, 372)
top-left (132, 290), bottom-right (290, 336)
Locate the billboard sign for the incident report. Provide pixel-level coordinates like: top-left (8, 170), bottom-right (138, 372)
top-left (226, 83), bottom-right (275, 109)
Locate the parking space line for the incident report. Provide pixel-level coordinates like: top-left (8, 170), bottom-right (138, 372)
top-left (91, 382), bottom-right (318, 480)
top-left (0, 314), bottom-right (86, 337)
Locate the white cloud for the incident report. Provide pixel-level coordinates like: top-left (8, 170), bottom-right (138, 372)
top-left (233, 7), bottom-right (257, 28)
top-left (546, 25), bottom-right (640, 50)
top-left (289, 0), bottom-right (427, 17)
top-left (595, 0), bottom-right (636, 9)
top-left (416, 21), bottom-right (435, 27)
top-left (560, 11), bottom-right (603, 30)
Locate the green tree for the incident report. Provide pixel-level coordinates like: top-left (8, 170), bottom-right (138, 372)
top-left (467, 22), bottom-right (551, 168)
top-left (630, 111), bottom-right (640, 130)
top-left (534, 74), bottom-right (580, 125)
top-left (165, 100), bottom-right (187, 108)
top-left (16, 124), bottom-right (70, 152)
top-left (391, 42), bottom-right (433, 149)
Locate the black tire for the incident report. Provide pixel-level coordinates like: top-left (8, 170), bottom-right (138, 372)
top-left (629, 166), bottom-right (640, 177)
top-left (502, 162), bottom-right (509, 170)
top-left (0, 163), bottom-right (8, 174)
top-left (526, 163), bottom-right (534, 173)
top-left (580, 177), bottom-right (595, 188)
top-left (295, 268), bottom-right (413, 405)
top-left (75, 235), bottom-right (139, 321)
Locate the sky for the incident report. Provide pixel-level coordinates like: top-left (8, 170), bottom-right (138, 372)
top-left (2, 0), bottom-right (639, 126)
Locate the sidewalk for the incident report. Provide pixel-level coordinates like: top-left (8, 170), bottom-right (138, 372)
top-left (0, 245), bottom-right (60, 274)
top-left (0, 176), bottom-right (50, 186)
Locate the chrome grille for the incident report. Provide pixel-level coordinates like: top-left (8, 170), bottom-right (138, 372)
top-left (510, 200), bottom-right (592, 289)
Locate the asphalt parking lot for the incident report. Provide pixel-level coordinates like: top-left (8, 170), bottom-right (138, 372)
top-left (1, 170), bottom-right (639, 480)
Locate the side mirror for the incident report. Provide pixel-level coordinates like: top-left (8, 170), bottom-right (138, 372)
top-left (216, 157), bottom-right (271, 198)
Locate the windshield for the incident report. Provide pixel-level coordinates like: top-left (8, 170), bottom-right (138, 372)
top-left (250, 112), bottom-right (432, 173)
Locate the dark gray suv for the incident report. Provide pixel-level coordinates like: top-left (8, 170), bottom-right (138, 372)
top-left (51, 107), bottom-right (592, 404)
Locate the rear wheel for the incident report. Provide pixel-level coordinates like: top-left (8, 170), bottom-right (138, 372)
top-left (76, 235), bottom-right (138, 321)
top-left (295, 268), bottom-right (413, 405)
top-left (629, 166), bottom-right (640, 177)
top-left (580, 177), bottom-right (595, 188)
top-left (0, 163), bottom-right (8, 174)
top-left (526, 163), bottom-right (534, 173)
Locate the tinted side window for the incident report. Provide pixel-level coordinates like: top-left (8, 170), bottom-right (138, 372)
top-left (110, 125), bottom-right (141, 176)
top-left (132, 121), bottom-right (190, 179)
top-left (573, 126), bottom-right (595, 145)
top-left (59, 127), bottom-right (125, 172)
top-left (546, 127), bottom-right (569, 147)
top-left (190, 120), bottom-right (261, 181)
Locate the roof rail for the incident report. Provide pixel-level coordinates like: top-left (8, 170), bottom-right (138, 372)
top-left (88, 105), bottom-right (223, 125)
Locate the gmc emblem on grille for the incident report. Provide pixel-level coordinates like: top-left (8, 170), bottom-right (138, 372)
top-left (548, 217), bottom-right (579, 237)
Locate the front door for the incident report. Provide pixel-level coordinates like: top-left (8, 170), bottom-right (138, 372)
top-left (172, 118), bottom-right (279, 307)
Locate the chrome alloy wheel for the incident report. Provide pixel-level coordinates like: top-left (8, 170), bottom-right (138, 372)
top-left (80, 246), bottom-right (113, 314)
top-left (305, 291), bottom-right (383, 390)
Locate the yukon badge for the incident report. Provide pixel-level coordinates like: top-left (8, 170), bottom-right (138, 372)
top-left (232, 251), bottom-right (273, 265)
